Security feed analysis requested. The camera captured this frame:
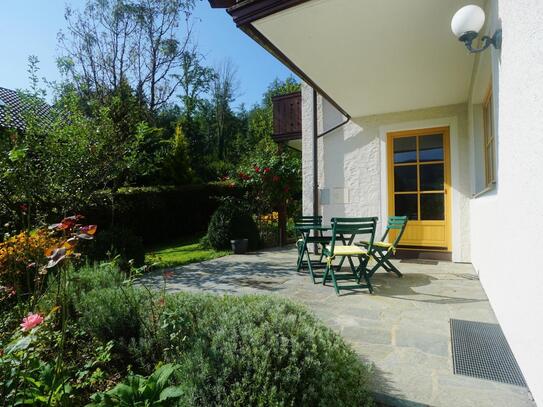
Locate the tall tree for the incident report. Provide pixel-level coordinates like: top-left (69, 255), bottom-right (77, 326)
top-left (178, 47), bottom-right (215, 124)
top-left (57, 0), bottom-right (196, 115)
top-left (211, 59), bottom-right (239, 160)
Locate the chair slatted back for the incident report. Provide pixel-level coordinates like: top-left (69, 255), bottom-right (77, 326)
top-left (329, 217), bottom-right (377, 256)
top-left (381, 216), bottom-right (408, 248)
top-left (294, 215), bottom-right (322, 227)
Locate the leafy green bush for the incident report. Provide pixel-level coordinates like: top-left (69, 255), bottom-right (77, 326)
top-left (89, 363), bottom-right (185, 407)
top-left (76, 287), bottom-right (150, 345)
top-left (38, 263), bottom-right (125, 318)
top-left (156, 293), bottom-right (373, 407)
top-left (68, 262), bottom-right (125, 293)
top-left (83, 227), bottom-right (145, 268)
top-left (206, 202), bottom-right (259, 250)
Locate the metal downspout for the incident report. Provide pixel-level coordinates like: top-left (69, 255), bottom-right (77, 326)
top-left (311, 89), bottom-right (351, 252)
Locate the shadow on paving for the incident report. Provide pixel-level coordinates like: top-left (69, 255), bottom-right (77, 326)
top-left (369, 272), bottom-right (488, 305)
top-left (138, 250), bottom-right (295, 294)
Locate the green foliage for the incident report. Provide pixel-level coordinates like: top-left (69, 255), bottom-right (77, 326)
top-left (0, 314), bottom-right (72, 406)
top-left (161, 124), bottom-right (194, 185)
top-left (145, 238), bottom-right (230, 269)
top-left (0, 60), bottom-right (166, 230)
top-left (206, 201), bottom-right (260, 250)
top-left (76, 286), bottom-right (151, 346)
top-left (86, 183), bottom-right (241, 247)
top-left (37, 262), bottom-right (124, 317)
top-left (157, 294), bottom-right (373, 407)
top-left (84, 227), bottom-right (145, 268)
top-left (235, 150), bottom-right (302, 215)
top-left (67, 263), bottom-right (125, 294)
top-left (89, 364), bottom-right (185, 407)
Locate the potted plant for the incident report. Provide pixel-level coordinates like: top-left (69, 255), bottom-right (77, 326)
top-left (231, 238), bottom-right (248, 254)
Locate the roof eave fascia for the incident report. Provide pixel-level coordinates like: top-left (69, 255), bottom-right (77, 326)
top-left (227, 0), bottom-right (313, 27)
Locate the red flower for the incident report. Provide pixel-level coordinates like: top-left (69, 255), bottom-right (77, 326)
top-left (263, 167), bottom-right (270, 174)
top-left (163, 270), bottom-right (174, 279)
top-left (272, 175), bottom-right (280, 182)
top-left (254, 166), bottom-right (260, 173)
top-left (20, 204), bottom-right (28, 212)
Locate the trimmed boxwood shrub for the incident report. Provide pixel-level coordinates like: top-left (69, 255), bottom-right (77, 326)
top-left (157, 294), bottom-right (373, 406)
top-left (206, 203), bottom-right (260, 250)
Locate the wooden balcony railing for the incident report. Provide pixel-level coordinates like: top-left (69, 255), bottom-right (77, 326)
top-left (272, 91), bottom-right (302, 142)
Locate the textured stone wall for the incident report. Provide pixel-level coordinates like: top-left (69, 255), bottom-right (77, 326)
top-left (301, 82), bottom-right (470, 261)
top-left (469, 0), bottom-right (543, 403)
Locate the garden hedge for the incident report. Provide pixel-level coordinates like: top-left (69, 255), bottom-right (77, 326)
top-left (84, 183), bottom-right (241, 247)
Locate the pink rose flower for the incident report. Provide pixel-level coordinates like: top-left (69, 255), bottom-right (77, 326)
top-left (20, 313), bottom-right (44, 332)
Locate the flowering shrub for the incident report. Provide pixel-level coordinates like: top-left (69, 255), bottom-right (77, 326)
top-left (0, 215), bottom-right (98, 301)
top-left (232, 152), bottom-right (301, 214)
top-left (259, 211), bottom-right (279, 224)
top-left (228, 151), bottom-right (301, 246)
top-left (0, 229), bottom-right (60, 296)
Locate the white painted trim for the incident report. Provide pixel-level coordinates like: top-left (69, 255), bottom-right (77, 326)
top-left (378, 117), bottom-right (462, 262)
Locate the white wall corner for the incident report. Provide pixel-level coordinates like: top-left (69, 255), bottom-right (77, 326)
top-left (301, 82), bottom-right (315, 216)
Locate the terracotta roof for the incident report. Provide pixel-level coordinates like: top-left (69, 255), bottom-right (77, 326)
top-left (0, 87), bottom-right (53, 131)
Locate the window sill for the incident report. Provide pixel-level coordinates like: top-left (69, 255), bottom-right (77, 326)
top-left (472, 182), bottom-right (496, 199)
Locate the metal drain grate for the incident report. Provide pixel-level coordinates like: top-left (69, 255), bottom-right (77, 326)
top-left (450, 319), bottom-right (527, 386)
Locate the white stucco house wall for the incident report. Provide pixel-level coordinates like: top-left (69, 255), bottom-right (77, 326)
top-left (212, 0), bottom-right (543, 404)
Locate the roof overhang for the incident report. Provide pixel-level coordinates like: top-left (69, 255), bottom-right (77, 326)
top-left (213, 0), bottom-right (480, 118)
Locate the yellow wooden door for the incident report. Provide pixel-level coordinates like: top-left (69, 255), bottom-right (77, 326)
top-left (387, 127), bottom-right (451, 250)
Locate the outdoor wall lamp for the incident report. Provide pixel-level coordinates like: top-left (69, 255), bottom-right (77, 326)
top-left (451, 5), bottom-right (502, 53)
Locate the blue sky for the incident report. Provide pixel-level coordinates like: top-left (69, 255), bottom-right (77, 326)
top-left (0, 0), bottom-right (295, 109)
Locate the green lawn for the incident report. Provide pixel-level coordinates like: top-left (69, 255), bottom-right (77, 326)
top-left (145, 237), bottom-right (231, 269)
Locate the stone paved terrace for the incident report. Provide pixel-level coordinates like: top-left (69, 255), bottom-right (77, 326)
top-left (139, 246), bottom-right (535, 407)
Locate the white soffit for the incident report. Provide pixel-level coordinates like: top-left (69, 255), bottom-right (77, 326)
top-left (253, 0), bottom-right (481, 118)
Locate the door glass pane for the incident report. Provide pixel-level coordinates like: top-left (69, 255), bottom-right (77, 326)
top-left (394, 165), bottom-right (417, 192)
top-left (419, 134), bottom-right (443, 162)
top-left (394, 137), bottom-right (416, 163)
top-left (420, 194), bottom-right (444, 220)
top-left (395, 194), bottom-right (418, 220)
top-left (420, 164), bottom-right (444, 191)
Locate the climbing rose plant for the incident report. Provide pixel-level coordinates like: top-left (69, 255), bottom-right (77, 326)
top-left (231, 152), bottom-right (301, 215)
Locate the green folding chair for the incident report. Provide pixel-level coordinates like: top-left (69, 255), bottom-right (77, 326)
top-left (294, 216), bottom-right (331, 283)
top-left (322, 217), bottom-right (377, 295)
top-left (359, 216), bottom-right (408, 278)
